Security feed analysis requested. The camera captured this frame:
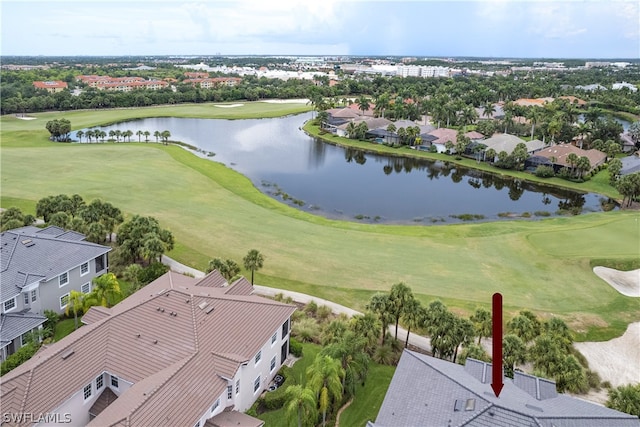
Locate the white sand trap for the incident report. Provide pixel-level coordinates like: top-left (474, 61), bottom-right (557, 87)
top-left (213, 103), bottom-right (244, 108)
top-left (574, 322), bottom-right (640, 387)
top-left (15, 115), bottom-right (37, 120)
top-left (593, 267), bottom-right (640, 297)
top-left (261, 99), bottom-right (309, 104)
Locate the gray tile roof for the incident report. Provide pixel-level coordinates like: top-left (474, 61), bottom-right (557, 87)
top-left (373, 350), bottom-right (640, 427)
top-left (0, 311), bottom-right (47, 344)
top-left (1, 226), bottom-right (111, 300)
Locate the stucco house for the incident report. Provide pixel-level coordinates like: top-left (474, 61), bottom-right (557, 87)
top-left (0, 270), bottom-right (295, 427)
top-left (528, 144), bottom-right (607, 173)
top-left (0, 226), bottom-right (111, 360)
top-left (370, 350), bottom-right (640, 427)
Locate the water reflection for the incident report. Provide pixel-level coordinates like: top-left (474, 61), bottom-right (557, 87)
top-left (82, 113), bottom-right (615, 224)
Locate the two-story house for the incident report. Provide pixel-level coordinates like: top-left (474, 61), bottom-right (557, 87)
top-left (0, 270), bottom-right (295, 427)
top-left (0, 226), bottom-right (111, 360)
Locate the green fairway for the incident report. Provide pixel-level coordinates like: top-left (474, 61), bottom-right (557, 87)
top-left (2, 103), bottom-right (639, 340)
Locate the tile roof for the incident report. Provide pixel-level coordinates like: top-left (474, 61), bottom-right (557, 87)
top-left (1, 227), bottom-right (111, 301)
top-left (206, 410), bottom-right (265, 427)
top-left (0, 311), bottom-right (47, 344)
top-left (428, 128), bottom-right (459, 145)
top-left (535, 145), bottom-right (607, 169)
top-left (373, 350), bottom-right (640, 427)
top-left (1, 271), bottom-right (295, 427)
top-left (32, 80), bottom-right (68, 90)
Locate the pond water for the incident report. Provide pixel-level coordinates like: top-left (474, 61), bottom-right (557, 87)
top-left (79, 113), bottom-right (615, 224)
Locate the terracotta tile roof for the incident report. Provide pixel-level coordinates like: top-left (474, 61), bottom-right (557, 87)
top-left (224, 277), bottom-right (254, 295)
top-left (32, 80), bottom-right (67, 90)
top-left (428, 128), bottom-right (459, 145)
top-left (81, 306), bottom-right (111, 325)
top-left (206, 410), bottom-right (265, 427)
top-left (535, 144), bottom-right (607, 169)
top-left (195, 270), bottom-right (227, 288)
top-left (1, 271), bottom-right (295, 427)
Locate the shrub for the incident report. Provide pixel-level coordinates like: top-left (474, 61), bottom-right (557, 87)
top-left (534, 211), bottom-right (551, 217)
top-left (304, 300), bottom-right (318, 316)
top-left (138, 262), bottom-right (169, 285)
top-left (262, 383), bottom-right (288, 410)
top-left (586, 370), bottom-right (602, 390)
top-left (0, 343), bottom-right (39, 375)
top-left (534, 165), bottom-right (555, 178)
top-left (292, 317), bottom-right (321, 343)
top-left (316, 305), bottom-right (332, 322)
top-left (289, 337), bottom-right (303, 357)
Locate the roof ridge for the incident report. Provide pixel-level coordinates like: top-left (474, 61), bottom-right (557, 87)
top-left (0, 232), bottom-right (20, 273)
top-left (20, 369), bottom-right (34, 414)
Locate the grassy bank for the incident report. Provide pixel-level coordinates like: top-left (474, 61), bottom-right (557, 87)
top-left (2, 102), bottom-right (638, 341)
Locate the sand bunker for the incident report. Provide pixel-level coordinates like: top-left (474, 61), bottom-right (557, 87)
top-left (574, 322), bottom-right (640, 387)
top-left (593, 267), bottom-right (640, 297)
top-left (261, 99), bottom-right (309, 104)
top-left (213, 103), bottom-right (244, 108)
top-left (15, 115), bottom-right (37, 120)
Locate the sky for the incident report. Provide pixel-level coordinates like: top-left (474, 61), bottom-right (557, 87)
top-left (1, 0), bottom-right (639, 59)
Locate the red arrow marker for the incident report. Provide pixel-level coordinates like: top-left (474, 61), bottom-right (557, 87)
top-left (491, 292), bottom-right (504, 397)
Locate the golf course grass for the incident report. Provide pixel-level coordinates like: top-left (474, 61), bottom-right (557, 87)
top-left (2, 102), bottom-right (639, 341)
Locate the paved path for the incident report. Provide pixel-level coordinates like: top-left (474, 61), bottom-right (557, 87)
top-left (162, 256), bottom-right (433, 352)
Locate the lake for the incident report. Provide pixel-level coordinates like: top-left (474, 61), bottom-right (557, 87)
top-left (79, 113), bottom-right (615, 224)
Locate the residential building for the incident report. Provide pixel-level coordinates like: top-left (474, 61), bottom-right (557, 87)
top-left (529, 144), bottom-right (607, 173)
top-left (182, 77), bottom-right (242, 88)
top-left (184, 72), bottom-right (210, 79)
top-left (0, 270), bottom-right (295, 427)
top-left (612, 82), bottom-right (638, 92)
top-left (32, 80), bottom-right (68, 93)
top-left (371, 350), bottom-right (640, 427)
top-left (0, 226), bottom-right (110, 360)
top-left (75, 75), bottom-right (168, 92)
top-left (481, 133), bottom-right (545, 159)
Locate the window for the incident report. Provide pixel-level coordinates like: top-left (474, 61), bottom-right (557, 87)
top-left (270, 355), bottom-right (276, 372)
top-left (80, 262), bottom-right (89, 276)
top-left (95, 255), bottom-right (106, 272)
top-left (96, 375), bottom-right (104, 390)
top-left (211, 399), bottom-right (220, 413)
top-left (282, 319), bottom-right (289, 337)
top-left (271, 332), bottom-right (277, 345)
top-left (60, 293), bottom-right (70, 309)
top-left (21, 332), bottom-right (29, 346)
top-left (30, 290), bottom-right (37, 302)
top-left (111, 375), bottom-right (119, 388)
top-left (254, 350), bottom-right (261, 365)
top-left (253, 376), bottom-right (261, 393)
top-left (235, 379), bottom-right (240, 395)
top-left (227, 385), bottom-right (233, 399)
top-left (83, 384), bottom-right (92, 400)
top-left (59, 272), bottom-right (69, 287)
top-left (24, 293), bottom-right (29, 305)
top-left (3, 297), bottom-right (16, 312)
top-left (82, 282), bottom-right (91, 294)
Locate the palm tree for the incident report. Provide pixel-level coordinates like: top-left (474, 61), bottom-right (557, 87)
top-left (85, 129), bottom-right (94, 143)
top-left (485, 148), bottom-right (497, 163)
top-left (576, 156), bottom-right (591, 179)
top-left (136, 130), bottom-right (143, 142)
top-left (108, 130), bottom-right (116, 141)
top-left (307, 355), bottom-right (344, 427)
top-left (350, 312), bottom-right (381, 354)
top-left (91, 273), bottom-right (122, 308)
top-left (388, 282), bottom-right (413, 340)
top-left (374, 93), bottom-right (390, 118)
top-left (97, 130), bottom-right (106, 142)
top-left (401, 298), bottom-right (424, 348)
top-left (356, 96), bottom-right (370, 116)
top-left (503, 334), bottom-right (527, 378)
top-left (160, 130), bottom-right (171, 144)
top-left (242, 249), bottom-right (264, 285)
top-left (114, 129), bottom-right (122, 142)
top-left (507, 314), bottom-right (536, 343)
top-left (566, 152), bottom-right (579, 177)
top-left (366, 292), bottom-right (392, 344)
top-left (153, 130), bottom-right (160, 142)
top-left (76, 130), bottom-right (84, 142)
top-left (143, 130), bottom-right (150, 142)
top-left (284, 385), bottom-right (317, 427)
top-left (606, 384), bottom-right (640, 417)
top-left (483, 103), bottom-right (496, 120)
top-left (65, 290), bottom-right (85, 330)
top-left (470, 307), bottom-right (492, 345)
top-left (142, 235), bottom-right (166, 264)
top-left (321, 331), bottom-right (370, 398)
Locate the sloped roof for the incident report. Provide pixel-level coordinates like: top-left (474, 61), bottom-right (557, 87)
top-left (482, 133), bottom-right (527, 154)
top-left (621, 155), bottom-right (640, 175)
top-left (206, 410), bottom-right (265, 427)
top-left (535, 145), bottom-right (607, 168)
top-left (428, 128), bottom-right (459, 145)
top-left (373, 350), bottom-right (640, 427)
top-left (353, 116), bottom-right (393, 130)
top-left (0, 311), bottom-right (47, 344)
top-left (1, 227), bottom-right (111, 301)
top-left (1, 271), bottom-right (296, 427)
top-left (326, 107), bottom-right (360, 119)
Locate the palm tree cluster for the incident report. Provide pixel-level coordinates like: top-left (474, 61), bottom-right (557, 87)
top-left (65, 273), bottom-right (123, 330)
top-left (76, 128), bottom-right (167, 144)
top-left (205, 249), bottom-right (265, 284)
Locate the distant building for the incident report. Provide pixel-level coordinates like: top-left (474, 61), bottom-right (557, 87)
top-left (76, 75), bottom-right (168, 92)
top-left (612, 82), bottom-right (638, 92)
top-left (182, 77), bottom-right (242, 88)
top-left (32, 80), bottom-right (68, 93)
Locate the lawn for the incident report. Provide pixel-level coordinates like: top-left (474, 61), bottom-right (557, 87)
top-left (2, 103), bottom-right (639, 341)
top-left (53, 318), bottom-right (78, 341)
